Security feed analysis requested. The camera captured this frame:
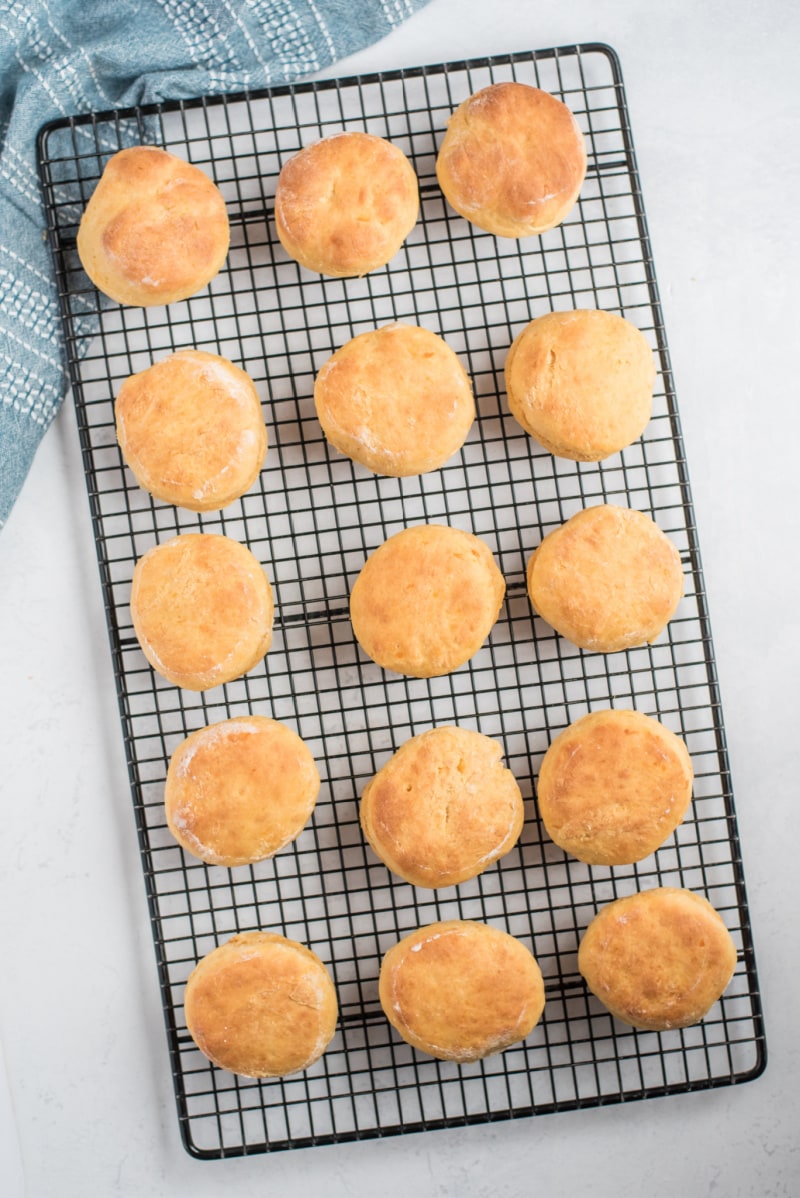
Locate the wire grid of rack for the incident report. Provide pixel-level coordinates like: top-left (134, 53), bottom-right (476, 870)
top-left (38, 42), bottom-right (765, 1159)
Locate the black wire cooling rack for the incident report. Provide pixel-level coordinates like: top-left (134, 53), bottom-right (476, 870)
top-left (38, 43), bottom-right (766, 1160)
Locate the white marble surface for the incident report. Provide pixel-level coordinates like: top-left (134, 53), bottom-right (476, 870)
top-left (1, 1), bottom-right (798, 1194)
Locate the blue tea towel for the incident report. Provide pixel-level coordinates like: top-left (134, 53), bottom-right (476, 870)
top-left (0, 0), bottom-right (431, 531)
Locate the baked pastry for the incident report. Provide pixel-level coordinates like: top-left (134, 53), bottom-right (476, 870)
top-left (184, 931), bottom-right (338, 1077)
top-left (76, 145), bottom-right (229, 306)
top-left (274, 131), bottom-right (419, 276)
top-left (504, 309), bottom-right (656, 460)
top-left (360, 725), bottom-right (524, 888)
top-left (130, 533), bottom-right (274, 691)
top-left (526, 504), bottom-right (684, 652)
top-left (165, 715), bottom-right (320, 867)
top-left (313, 323), bottom-right (474, 477)
top-left (435, 81), bottom-right (587, 238)
top-left (350, 523), bottom-right (505, 677)
top-left (536, 709), bottom-right (693, 865)
top-left (379, 919), bottom-right (545, 1061)
top-left (115, 349), bottom-right (267, 511)
top-left (578, 887), bottom-right (738, 1031)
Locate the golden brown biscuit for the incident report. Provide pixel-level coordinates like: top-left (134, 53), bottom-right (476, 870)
top-left (537, 709), bottom-right (693, 865)
top-left (274, 131), bottom-right (419, 277)
top-left (130, 533), bottom-right (274, 691)
top-left (435, 81), bottom-right (587, 238)
top-left (165, 716), bottom-right (320, 867)
top-left (77, 145), bottom-right (229, 306)
top-left (379, 920), bottom-right (545, 1062)
top-left (350, 523), bottom-right (505, 678)
top-left (526, 504), bottom-right (684, 652)
top-left (360, 726), bottom-right (524, 888)
top-left (115, 350), bottom-right (267, 511)
top-left (578, 888), bottom-right (738, 1031)
top-left (504, 309), bottom-right (656, 460)
top-left (184, 932), bottom-right (338, 1077)
top-left (313, 323), bottom-right (474, 477)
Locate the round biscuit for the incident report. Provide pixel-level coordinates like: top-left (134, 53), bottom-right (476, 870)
top-left (77, 145), bottom-right (229, 306)
top-left (314, 323), bottom-right (474, 476)
top-left (360, 726), bottom-right (524, 888)
top-left (526, 504), bottom-right (684, 652)
top-left (379, 920), bottom-right (545, 1062)
top-left (436, 82), bottom-right (586, 238)
top-left (350, 524), bottom-right (505, 678)
top-left (115, 350), bottom-right (267, 511)
top-left (505, 309), bottom-right (656, 460)
top-left (537, 709), bottom-right (693, 865)
top-left (275, 131), bottom-right (419, 277)
top-left (130, 533), bottom-right (274, 691)
top-left (184, 932), bottom-right (338, 1077)
top-left (165, 716), bottom-right (320, 867)
top-left (578, 888), bottom-right (738, 1031)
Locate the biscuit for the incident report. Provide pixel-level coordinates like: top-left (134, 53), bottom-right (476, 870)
top-left (578, 887), bottom-right (738, 1031)
top-left (504, 309), bottom-right (656, 460)
top-left (274, 131), bottom-right (419, 277)
top-left (130, 533), bottom-right (274, 691)
top-left (184, 932), bottom-right (338, 1077)
top-left (165, 716), bottom-right (320, 867)
top-left (379, 920), bottom-right (545, 1062)
top-left (350, 523), bottom-right (505, 677)
top-left (526, 504), bottom-right (684, 652)
top-left (360, 726), bottom-right (524, 888)
top-left (313, 323), bottom-right (474, 477)
top-left (537, 709), bottom-right (693, 865)
top-left (435, 81), bottom-right (587, 238)
top-left (76, 145), bottom-right (229, 306)
top-left (115, 350), bottom-right (267, 511)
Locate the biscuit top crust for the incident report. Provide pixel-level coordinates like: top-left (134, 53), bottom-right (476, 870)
top-left (436, 82), bottom-right (587, 238)
top-left (130, 533), bottom-right (274, 691)
top-left (360, 726), bottom-right (524, 887)
top-left (577, 888), bottom-right (738, 1031)
top-left (184, 932), bottom-right (338, 1078)
top-left (536, 709), bottom-right (694, 865)
top-left (77, 145), bottom-right (230, 306)
top-left (504, 309), bottom-right (656, 461)
top-left (165, 716), bottom-right (320, 867)
top-left (379, 919), bottom-right (545, 1062)
top-left (526, 504), bottom-right (684, 653)
top-left (275, 131), bottom-right (419, 276)
top-left (350, 523), bottom-right (506, 677)
top-left (115, 350), bottom-right (267, 511)
top-left (314, 323), bottom-right (475, 476)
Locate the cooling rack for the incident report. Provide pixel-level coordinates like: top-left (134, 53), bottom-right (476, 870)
top-left (38, 42), bottom-right (766, 1159)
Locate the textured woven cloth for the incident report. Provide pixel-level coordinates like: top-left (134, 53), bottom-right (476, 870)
top-left (0, 0), bottom-right (430, 530)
